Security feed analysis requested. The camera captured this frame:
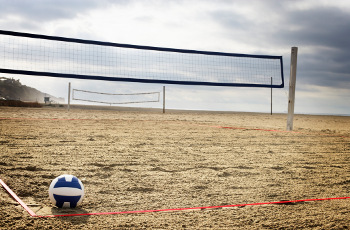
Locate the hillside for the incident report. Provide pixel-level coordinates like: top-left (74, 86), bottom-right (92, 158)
top-left (0, 77), bottom-right (64, 103)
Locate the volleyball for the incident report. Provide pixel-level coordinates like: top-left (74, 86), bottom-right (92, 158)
top-left (49, 174), bottom-right (84, 208)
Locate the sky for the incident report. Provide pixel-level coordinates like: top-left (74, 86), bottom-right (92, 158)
top-left (0, 0), bottom-right (349, 115)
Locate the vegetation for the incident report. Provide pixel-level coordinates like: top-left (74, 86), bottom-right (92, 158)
top-left (0, 77), bottom-right (64, 107)
top-left (0, 100), bottom-right (42, 107)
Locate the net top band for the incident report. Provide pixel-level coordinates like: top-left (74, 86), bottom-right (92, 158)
top-left (0, 30), bottom-right (281, 60)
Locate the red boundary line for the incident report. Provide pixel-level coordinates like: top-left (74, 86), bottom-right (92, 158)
top-left (1, 178), bottom-right (349, 218)
top-left (2, 117), bottom-right (349, 138)
top-left (38, 197), bottom-right (350, 218)
top-left (0, 179), bottom-right (37, 217)
top-left (205, 125), bottom-right (302, 133)
top-left (203, 125), bottom-right (350, 138)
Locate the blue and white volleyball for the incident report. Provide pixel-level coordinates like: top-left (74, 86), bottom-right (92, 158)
top-left (49, 174), bottom-right (84, 208)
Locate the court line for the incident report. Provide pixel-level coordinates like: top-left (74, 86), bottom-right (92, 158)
top-left (0, 179), bottom-right (37, 217)
top-left (2, 117), bottom-right (348, 138)
top-left (1, 178), bottom-right (349, 218)
top-left (200, 124), bottom-right (350, 138)
top-left (37, 197), bottom-right (350, 218)
top-left (204, 125), bottom-right (302, 134)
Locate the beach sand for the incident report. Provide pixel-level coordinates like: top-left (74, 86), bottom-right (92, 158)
top-left (0, 106), bottom-right (349, 229)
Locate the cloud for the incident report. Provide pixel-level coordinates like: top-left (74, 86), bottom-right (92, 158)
top-left (0, 0), bottom-right (117, 31)
top-left (296, 85), bottom-right (350, 114)
top-left (0, 0), bottom-right (118, 20)
top-left (211, 2), bottom-right (350, 93)
top-left (283, 6), bottom-right (350, 89)
top-left (285, 8), bottom-right (350, 48)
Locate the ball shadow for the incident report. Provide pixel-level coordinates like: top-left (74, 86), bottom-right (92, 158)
top-left (50, 207), bottom-right (91, 224)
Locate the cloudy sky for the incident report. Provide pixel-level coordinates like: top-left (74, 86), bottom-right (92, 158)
top-left (0, 0), bottom-right (349, 115)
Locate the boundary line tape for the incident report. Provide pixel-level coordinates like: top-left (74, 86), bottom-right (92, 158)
top-left (1, 178), bottom-right (349, 218)
top-left (201, 125), bottom-right (350, 138)
top-left (0, 179), bottom-right (37, 217)
top-left (1, 117), bottom-right (349, 138)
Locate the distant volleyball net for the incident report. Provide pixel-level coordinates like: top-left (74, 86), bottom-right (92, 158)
top-left (0, 30), bottom-right (284, 88)
top-left (72, 89), bottom-right (160, 105)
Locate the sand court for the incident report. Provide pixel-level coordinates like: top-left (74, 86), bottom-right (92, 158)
top-left (0, 106), bottom-right (349, 229)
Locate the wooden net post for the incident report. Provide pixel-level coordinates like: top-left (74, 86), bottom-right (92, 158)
top-left (271, 77), bottom-right (273, 115)
top-left (287, 47), bottom-right (298, 131)
top-left (67, 82), bottom-right (71, 111)
top-left (163, 86), bottom-right (165, 114)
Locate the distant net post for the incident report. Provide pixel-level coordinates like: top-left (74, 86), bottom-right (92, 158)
top-left (287, 47), bottom-right (298, 131)
top-left (163, 86), bottom-right (165, 114)
top-left (67, 82), bottom-right (71, 111)
top-left (271, 77), bottom-right (273, 115)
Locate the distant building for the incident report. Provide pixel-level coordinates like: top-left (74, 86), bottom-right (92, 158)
top-left (44, 96), bottom-right (51, 104)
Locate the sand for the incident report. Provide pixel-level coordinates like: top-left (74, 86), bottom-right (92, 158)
top-left (0, 106), bottom-right (349, 229)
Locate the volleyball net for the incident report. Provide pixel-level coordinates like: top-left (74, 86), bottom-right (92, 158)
top-left (0, 30), bottom-right (284, 88)
top-left (72, 89), bottom-right (160, 105)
